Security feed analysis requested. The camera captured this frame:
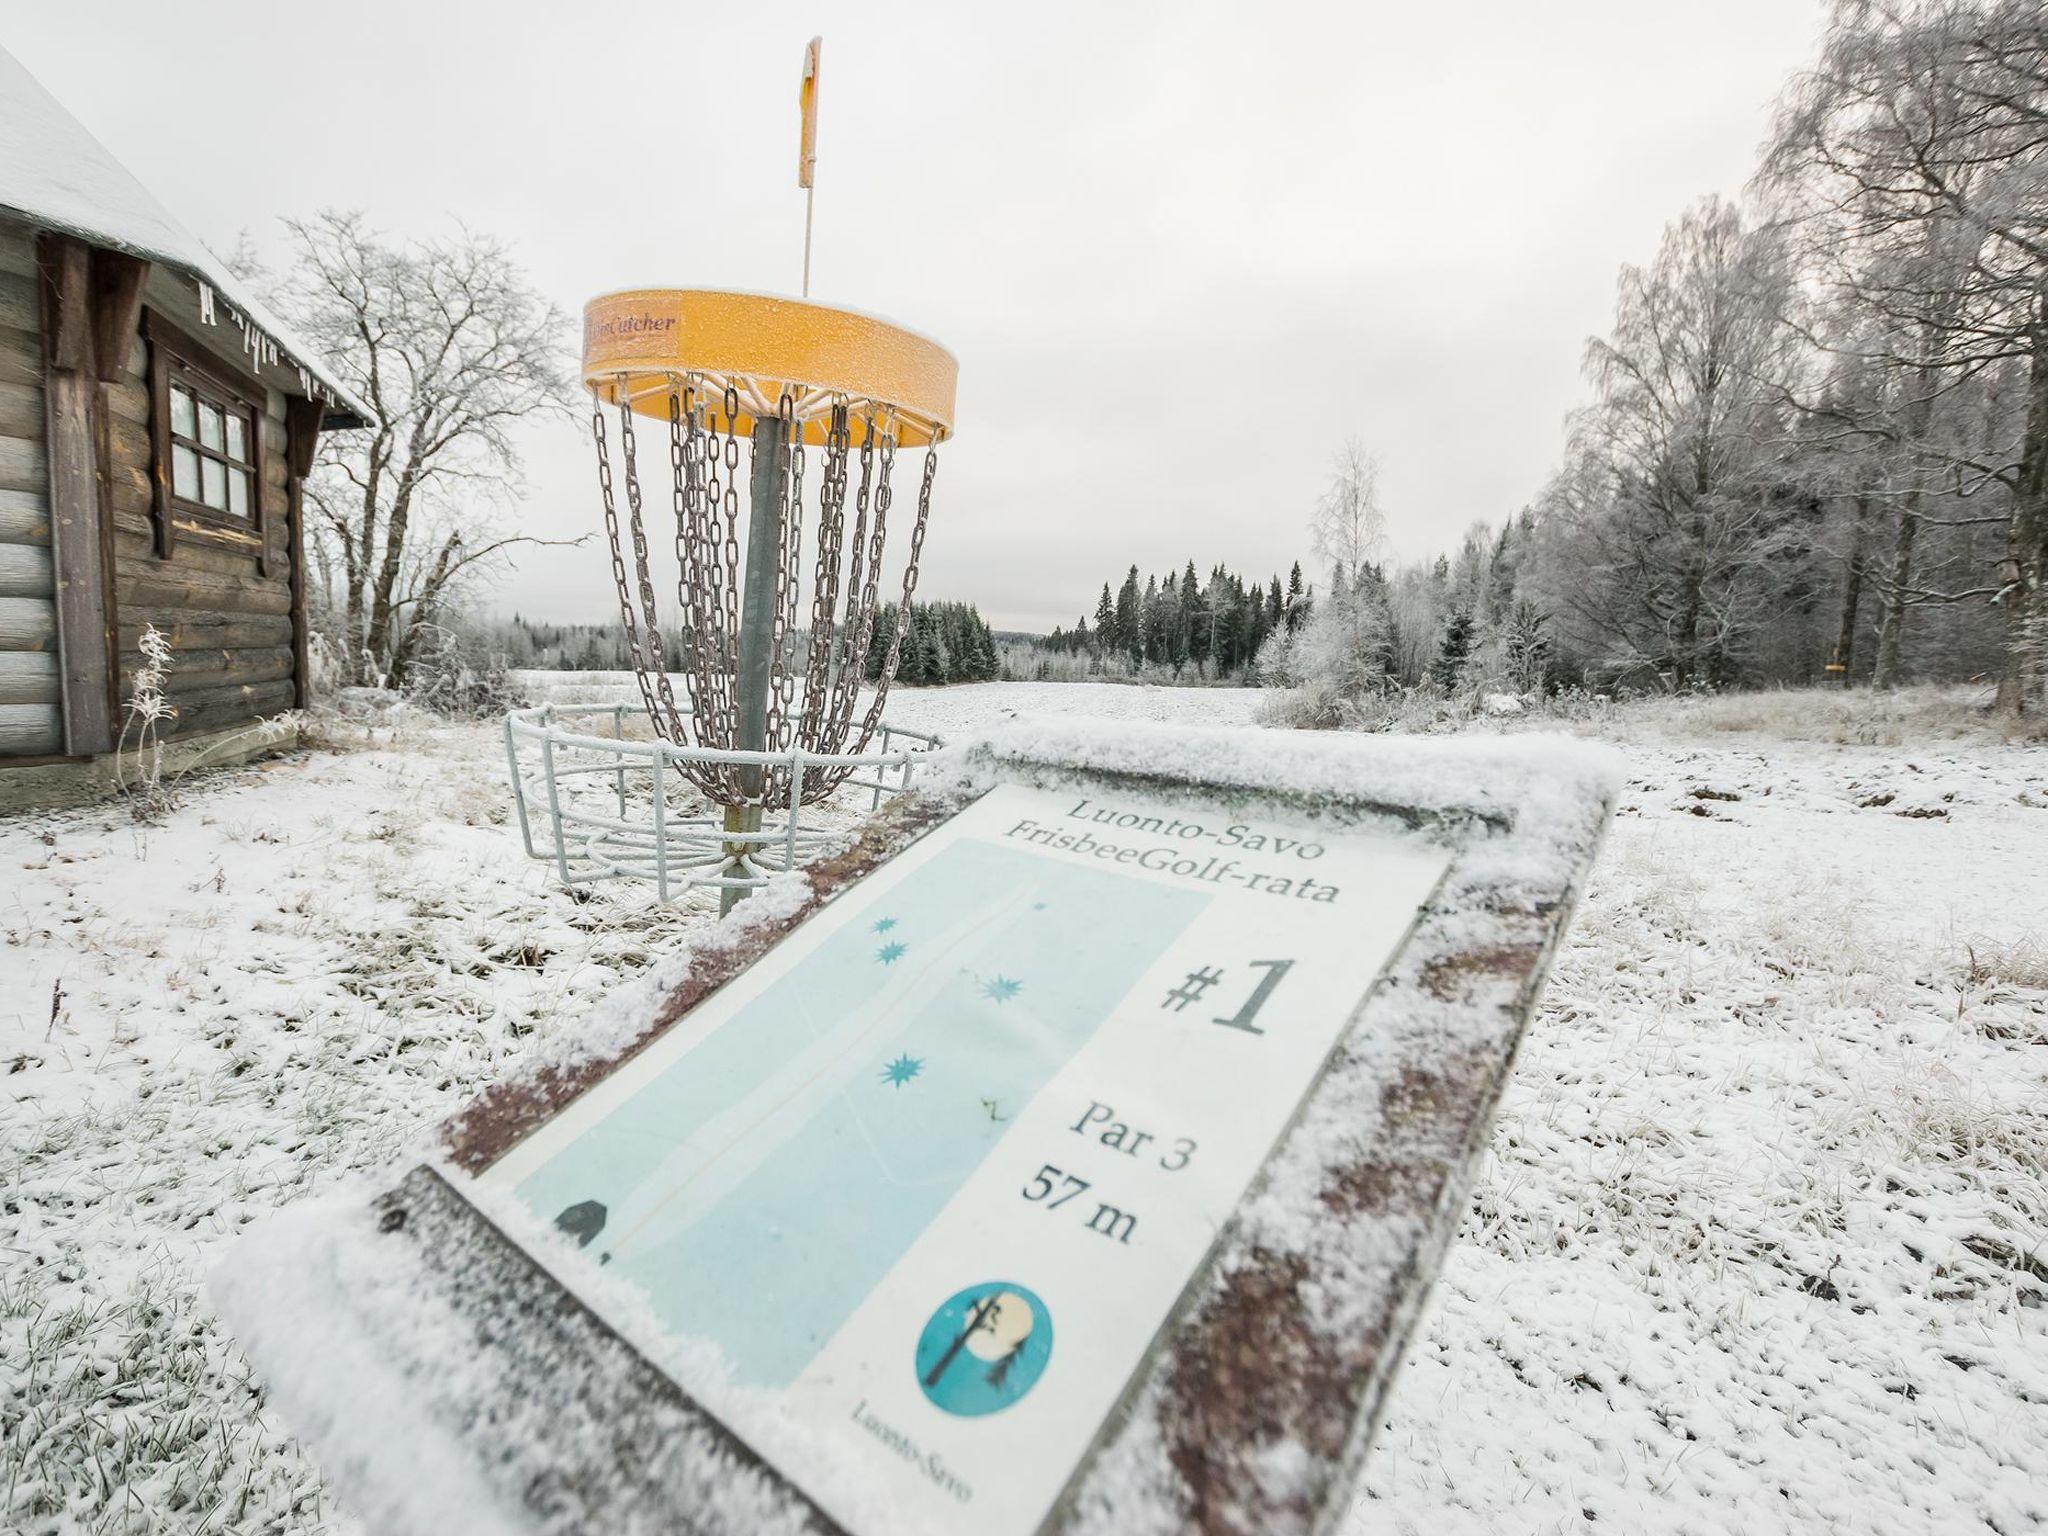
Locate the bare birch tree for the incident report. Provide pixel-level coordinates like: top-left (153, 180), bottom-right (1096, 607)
top-left (1311, 438), bottom-right (1388, 581)
top-left (268, 212), bottom-right (578, 685)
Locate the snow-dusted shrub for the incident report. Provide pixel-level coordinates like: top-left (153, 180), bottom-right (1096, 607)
top-left (1586, 683), bottom-right (2047, 746)
top-left (1261, 583), bottom-right (1400, 728)
top-left (1256, 676), bottom-right (1356, 730)
top-left (400, 625), bottom-right (529, 719)
top-left (1537, 684), bottom-right (1614, 724)
top-left (999, 643), bottom-right (1100, 684)
top-left (1249, 626), bottom-right (1299, 688)
top-left (305, 627), bottom-right (348, 702)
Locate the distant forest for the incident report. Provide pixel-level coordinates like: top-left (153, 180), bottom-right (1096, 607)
top-left (470, 601), bottom-right (1003, 687)
top-left (1014, 563), bottom-right (1305, 683)
top-left (1003, 529), bottom-right (1553, 698)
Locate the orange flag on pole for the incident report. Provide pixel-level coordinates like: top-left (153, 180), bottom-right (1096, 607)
top-left (799, 37), bottom-right (822, 189)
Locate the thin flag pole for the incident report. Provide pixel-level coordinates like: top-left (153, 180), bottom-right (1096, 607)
top-left (799, 37), bottom-right (821, 298)
top-left (803, 187), bottom-right (815, 299)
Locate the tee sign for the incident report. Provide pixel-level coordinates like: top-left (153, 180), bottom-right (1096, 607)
top-left (481, 780), bottom-right (1449, 1534)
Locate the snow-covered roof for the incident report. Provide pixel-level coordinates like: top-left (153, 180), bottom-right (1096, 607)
top-left (0, 44), bottom-right (371, 425)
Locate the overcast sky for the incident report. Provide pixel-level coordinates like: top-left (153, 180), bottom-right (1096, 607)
top-left (4, 1), bottom-right (1826, 632)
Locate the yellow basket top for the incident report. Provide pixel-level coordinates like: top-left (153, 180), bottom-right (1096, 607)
top-left (583, 289), bottom-right (957, 448)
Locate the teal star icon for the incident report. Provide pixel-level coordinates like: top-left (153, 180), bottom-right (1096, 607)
top-left (877, 941), bottom-right (907, 965)
top-left (880, 1054), bottom-right (923, 1088)
top-left (874, 917), bottom-right (898, 933)
top-left (981, 976), bottom-right (1023, 1004)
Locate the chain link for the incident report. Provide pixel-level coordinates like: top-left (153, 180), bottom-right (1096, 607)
top-left (843, 429), bottom-right (932, 765)
top-left (666, 381), bottom-right (702, 728)
top-left (593, 390), bottom-right (672, 741)
top-left (614, 389), bottom-right (688, 743)
top-left (798, 401), bottom-right (853, 750)
top-left (818, 418), bottom-right (879, 758)
top-left (769, 390), bottom-right (805, 761)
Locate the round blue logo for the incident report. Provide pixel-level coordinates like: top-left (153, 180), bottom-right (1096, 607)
top-left (914, 1281), bottom-right (1052, 1416)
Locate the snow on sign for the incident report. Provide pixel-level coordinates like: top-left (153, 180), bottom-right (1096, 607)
top-left (212, 726), bottom-right (1618, 1536)
top-left (480, 780), bottom-right (1445, 1535)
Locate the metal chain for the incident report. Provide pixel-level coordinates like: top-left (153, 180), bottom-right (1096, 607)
top-left (724, 382), bottom-right (749, 753)
top-left (808, 428), bottom-right (936, 801)
top-left (845, 429), bottom-right (928, 759)
top-left (818, 418), bottom-right (880, 758)
top-left (615, 389), bottom-right (688, 743)
top-left (592, 391), bottom-right (670, 741)
top-left (836, 435), bottom-right (935, 774)
top-left (811, 421), bottom-right (893, 784)
top-left (798, 401), bottom-right (852, 750)
top-left (769, 389), bottom-right (805, 762)
top-left (695, 392), bottom-right (728, 739)
top-left (665, 381), bottom-right (699, 723)
top-left (662, 381), bottom-right (724, 798)
top-left (691, 388), bottom-right (737, 757)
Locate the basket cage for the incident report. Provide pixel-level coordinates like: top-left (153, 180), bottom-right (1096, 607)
top-left (506, 702), bottom-right (941, 900)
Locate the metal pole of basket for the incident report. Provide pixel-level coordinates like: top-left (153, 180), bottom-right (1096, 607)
top-left (722, 416), bottom-right (788, 913)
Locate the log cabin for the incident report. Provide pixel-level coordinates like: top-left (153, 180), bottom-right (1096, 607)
top-left (0, 45), bottom-right (368, 810)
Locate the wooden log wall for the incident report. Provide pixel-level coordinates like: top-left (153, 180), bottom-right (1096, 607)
top-left (106, 270), bottom-right (301, 742)
top-left (0, 222), bottom-right (316, 763)
top-left (0, 223), bottom-right (59, 755)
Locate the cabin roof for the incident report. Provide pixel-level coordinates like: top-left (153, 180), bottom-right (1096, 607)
top-left (0, 44), bottom-right (372, 426)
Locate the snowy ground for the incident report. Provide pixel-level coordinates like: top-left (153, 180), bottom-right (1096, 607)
top-left (3, 682), bottom-right (2044, 1535)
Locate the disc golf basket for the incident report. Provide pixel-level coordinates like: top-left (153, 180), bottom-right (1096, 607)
top-left (507, 290), bottom-right (958, 908)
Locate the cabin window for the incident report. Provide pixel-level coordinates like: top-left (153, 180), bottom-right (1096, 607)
top-left (143, 311), bottom-right (267, 560)
top-left (165, 379), bottom-right (256, 518)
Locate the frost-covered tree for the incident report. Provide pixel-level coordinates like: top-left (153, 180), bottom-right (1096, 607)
top-left (1311, 437), bottom-right (1388, 582)
top-left (1537, 198), bottom-right (1806, 688)
top-left (265, 212), bottom-right (577, 685)
top-left (1287, 581), bottom-right (1394, 702)
top-left (1498, 600), bottom-right (1553, 692)
top-left (1762, 0), bottom-right (2048, 710)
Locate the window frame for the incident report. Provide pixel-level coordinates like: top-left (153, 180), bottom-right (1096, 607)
top-left (142, 310), bottom-right (267, 563)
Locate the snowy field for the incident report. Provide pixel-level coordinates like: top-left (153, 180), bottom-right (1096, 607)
top-left (3, 681), bottom-right (2044, 1535)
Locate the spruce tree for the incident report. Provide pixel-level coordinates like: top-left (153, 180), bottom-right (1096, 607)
top-left (1116, 567), bottom-right (1141, 667)
top-left (973, 608), bottom-right (1000, 680)
top-left (1434, 608), bottom-right (1476, 690)
top-left (1486, 520), bottom-right (1516, 628)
